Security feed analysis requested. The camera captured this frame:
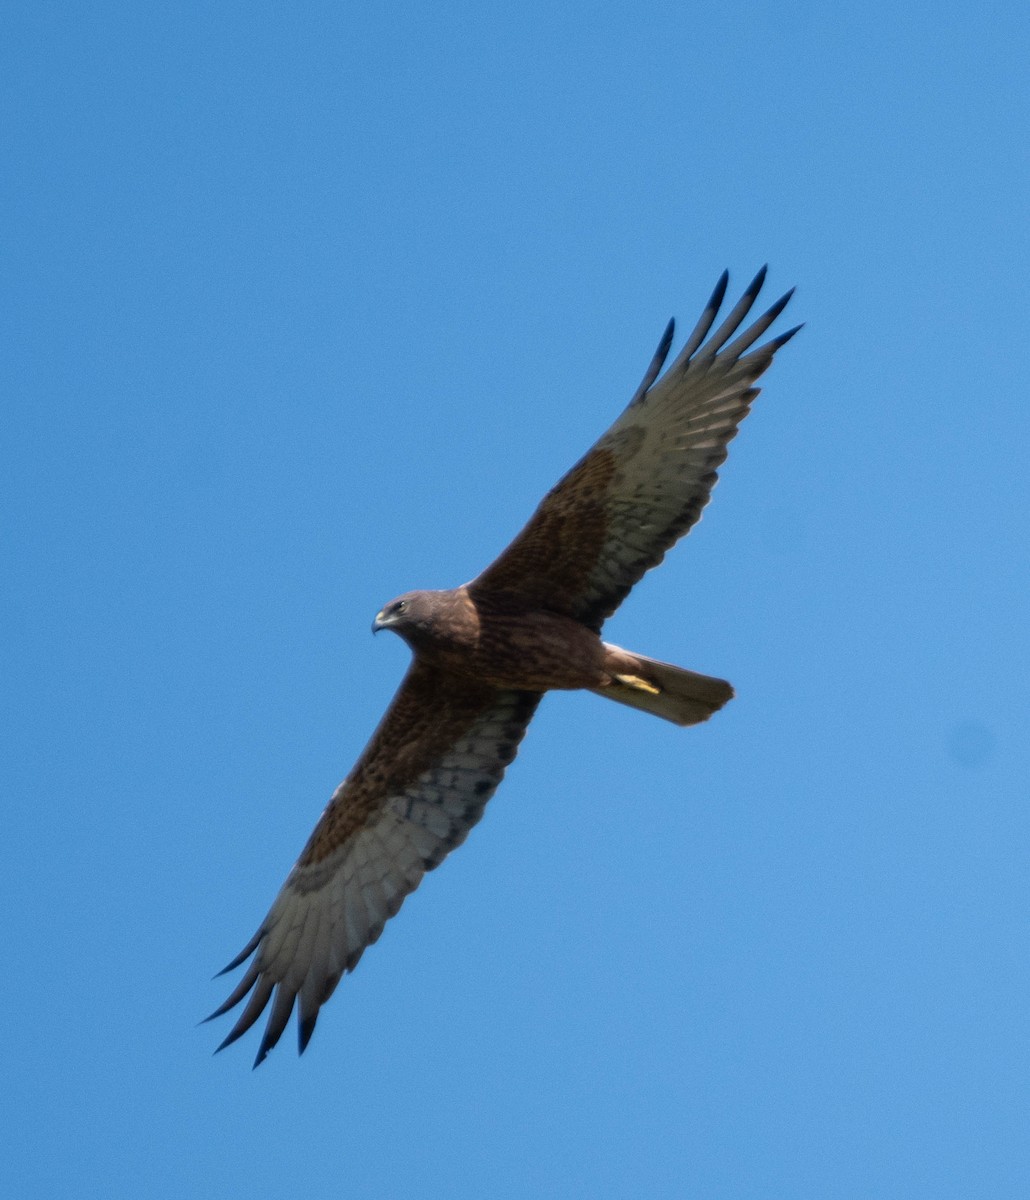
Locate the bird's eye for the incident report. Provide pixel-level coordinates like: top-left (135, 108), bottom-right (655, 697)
top-left (394, 600), bottom-right (408, 614)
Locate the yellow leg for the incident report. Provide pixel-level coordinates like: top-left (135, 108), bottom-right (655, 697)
top-left (612, 673), bottom-right (661, 695)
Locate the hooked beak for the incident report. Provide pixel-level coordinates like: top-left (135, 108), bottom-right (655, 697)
top-left (371, 609), bottom-right (393, 635)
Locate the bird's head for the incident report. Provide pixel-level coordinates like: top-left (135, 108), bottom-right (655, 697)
top-left (372, 590), bottom-right (437, 641)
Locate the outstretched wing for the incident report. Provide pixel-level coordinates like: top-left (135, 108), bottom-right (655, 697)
top-left (470, 268), bottom-right (800, 631)
top-left (208, 662), bottom-right (541, 1066)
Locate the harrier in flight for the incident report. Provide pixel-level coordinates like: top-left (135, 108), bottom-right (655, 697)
top-left (208, 267), bottom-right (799, 1065)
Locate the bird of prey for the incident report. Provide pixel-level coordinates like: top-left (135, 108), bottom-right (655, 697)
top-left (208, 267), bottom-right (799, 1066)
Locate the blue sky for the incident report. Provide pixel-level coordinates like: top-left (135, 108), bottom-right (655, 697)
top-left (4, 3), bottom-right (1029, 1196)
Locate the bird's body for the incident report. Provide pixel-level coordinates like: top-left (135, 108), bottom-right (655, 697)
top-left (375, 587), bottom-right (609, 691)
top-left (374, 585), bottom-right (732, 715)
top-left (209, 267), bottom-right (800, 1065)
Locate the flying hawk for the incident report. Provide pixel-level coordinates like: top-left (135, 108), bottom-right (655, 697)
top-left (208, 267), bottom-right (799, 1065)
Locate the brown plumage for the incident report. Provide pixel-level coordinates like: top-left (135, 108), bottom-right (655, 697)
top-left (208, 267), bottom-right (800, 1065)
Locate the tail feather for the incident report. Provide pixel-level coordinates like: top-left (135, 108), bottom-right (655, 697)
top-left (592, 647), bottom-right (734, 727)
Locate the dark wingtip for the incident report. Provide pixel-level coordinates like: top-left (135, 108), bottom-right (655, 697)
top-left (629, 315), bottom-right (677, 405)
top-left (298, 1012), bottom-right (319, 1056)
top-left (746, 264), bottom-right (768, 297)
top-left (766, 286), bottom-right (795, 318)
top-left (215, 929), bottom-right (262, 977)
top-left (215, 1026), bottom-right (246, 1055)
top-left (202, 997), bottom-right (239, 1025)
top-left (710, 269), bottom-right (730, 311)
top-left (253, 1021), bottom-right (283, 1068)
top-left (773, 321), bottom-right (804, 348)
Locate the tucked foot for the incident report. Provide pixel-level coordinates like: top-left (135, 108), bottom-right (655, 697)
top-left (611, 673), bottom-right (661, 695)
